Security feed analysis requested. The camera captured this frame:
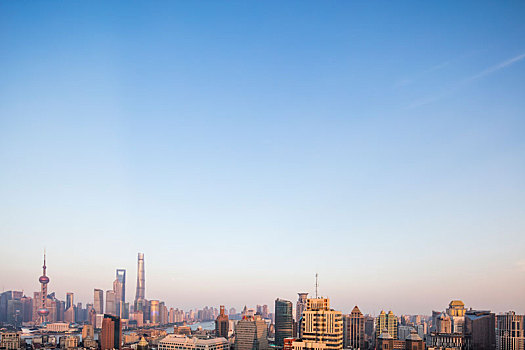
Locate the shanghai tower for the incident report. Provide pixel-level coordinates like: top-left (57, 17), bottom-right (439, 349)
top-left (134, 253), bottom-right (145, 311)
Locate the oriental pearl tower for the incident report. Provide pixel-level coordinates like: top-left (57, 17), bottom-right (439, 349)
top-left (37, 252), bottom-right (50, 324)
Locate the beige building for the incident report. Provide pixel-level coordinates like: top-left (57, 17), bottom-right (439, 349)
top-left (0, 332), bottom-right (21, 350)
top-left (497, 311), bottom-right (524, 350)
top-left (299, 298), bottom-right (343, 350)
top-left (375, 310), bottom-right (398, 339)
top-left (292, 340), bottom-right (327, 350)
top-left (235, 315), bottom-right (268, 350)
top-left (158, 334), bottom-right (229, 350)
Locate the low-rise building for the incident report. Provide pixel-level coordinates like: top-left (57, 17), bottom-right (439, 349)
top-left (0, 332), bottom-right (21, 350)
top-left (158, 334), bottom-right (229, 350)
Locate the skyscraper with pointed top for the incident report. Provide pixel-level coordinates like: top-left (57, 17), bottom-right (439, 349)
top-left (37, 252), bottom-right (50, 324)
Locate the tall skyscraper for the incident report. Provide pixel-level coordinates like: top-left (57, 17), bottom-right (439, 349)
top-left (375, 310), bottom-right (398, 339)
top-left (94, 289), bottom-right (104, 314)
top-left (275, 298), bottom-right (293, 347)
top-left (215, 305), bottom-right (229, 339)
top-left (296, 293), bottom-right (308, 322)
top-left (343, 306), bottom-right (364, 350)
top-left (113, 269), bottom-right (126, 317)
top-left (66, 293), bottom-right (74, 311)
top-left (101, 314), bottom-right (122, 350)
top-left (37, 252), bottom-right (50, 324)
top-left (299, 298), bottom-right (343, 350)
top-left (150, 300), bottom-right (160, 324)
top-left (106, 290), bottom-right (117, 316)
top-left (135, 253), bottom-right (146, 308)
top-left (235, 314), bottom-right (268, 350)
top-left (496, 311), bottom-right (524, 350)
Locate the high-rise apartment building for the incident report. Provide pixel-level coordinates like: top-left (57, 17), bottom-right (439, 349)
top-left (235, 314), bottom-right (269, 350)
top-left (101, 314), bottom-right (122, 350)
top-left (215, 306), bottom-right (229, 339)
top-left (94, 289), bottom-right (104, 314)
top-left (275, 299), bottom-right (293, 347)
top-left (375, 310), bottom-right (398, 339)
top-left (496, 311), bottom-right (524, 350)
top-left (300, 298), bottom-right (343, 350)
top-left (343, 306), bottom-right (364, 350)
top-left (465, 310), bottom-right (496, 350)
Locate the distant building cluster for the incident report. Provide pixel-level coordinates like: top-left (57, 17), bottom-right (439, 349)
top-left (0, 252), bottom-right (523, 350)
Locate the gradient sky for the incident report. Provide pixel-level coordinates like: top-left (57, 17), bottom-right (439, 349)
top-left (1, 1), bottom-right (525, 316)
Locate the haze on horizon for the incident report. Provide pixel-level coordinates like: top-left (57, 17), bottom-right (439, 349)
top-left (1, 1), bottom-right (524, 316)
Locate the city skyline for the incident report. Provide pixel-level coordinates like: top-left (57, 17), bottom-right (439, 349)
top-left (1, 1), bottom-right (525, 317)
top-left (0, 251), bottom-right (522, 316)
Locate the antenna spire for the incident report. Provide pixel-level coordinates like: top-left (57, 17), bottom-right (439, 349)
top-left (315, 273), bottom-right (319, 298)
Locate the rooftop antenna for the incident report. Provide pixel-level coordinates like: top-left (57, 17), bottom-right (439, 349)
top-left (315, 273), bottom-right (319, 298)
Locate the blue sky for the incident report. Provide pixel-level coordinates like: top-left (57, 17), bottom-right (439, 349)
top-left (1, 1), bottom-right (524, 315)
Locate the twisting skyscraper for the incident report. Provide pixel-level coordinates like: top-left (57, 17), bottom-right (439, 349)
top-left (134, 253), bottom-right (146, 311)
top-left (37, 252), bottom-right (50, 324)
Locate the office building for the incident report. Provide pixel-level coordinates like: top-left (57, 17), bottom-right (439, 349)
top-left (215, 305), bottom-right (229, 339)
top-left (465, 310), bottom-right (496, 350)
top-left (235, 314), bottom-right (269, 350)
top-left (101, 314), bottom-right (122, 350)
top-left (496, 311), bottom-right (524, 350)
top-left (437, 313), bottom-right (452, 334)
top-left (134, 253), bottom-right (146, 311)
top-left (114, 269), bottom-right (126, 318)
top-left (275, 299), bottom-right (293, 347)
top-left (375, 310), bottom-right (398, 339)
top-left (150, 300), bottom-right (160, 324)
top-left (301, 298), bottom-right (343, 350)
top-left (94, 289), bottom-right (104, 315)
top-left (297, 293), bottom-right (308, 322)
top-left (343, 306), bottom-right (364, 349)
top-left (66, 293), bottom-right (74, 311)
top-left (106, 291), bottom-right (117, 316)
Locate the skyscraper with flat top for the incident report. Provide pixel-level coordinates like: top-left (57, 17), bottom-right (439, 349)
top-left (496, 311), bottom-right (524, 350)
top-left (300, 298), bottom-right (343, 350)
top-left (114, 269), bottom-right (126, 317)
top-left (275, 298), bottom-right (293, 347)
top-left (94, 289), bottom-right (104, 314)
top-left (296, 293), bottom-right (308, 322)
top-left (101, 314), bottom-right (121, 350)
top-left (235, 314), bottom-right (268, 350)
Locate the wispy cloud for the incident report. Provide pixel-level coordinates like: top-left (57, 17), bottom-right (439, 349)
top-left (407, 51), bottom-right (525, 109)
top-left (395, 60), bottom-right (451, 88)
